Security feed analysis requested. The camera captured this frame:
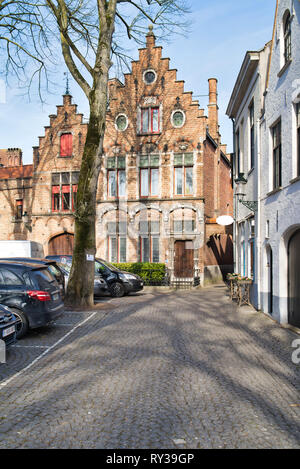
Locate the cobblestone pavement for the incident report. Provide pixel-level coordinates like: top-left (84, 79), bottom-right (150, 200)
top-left (0, 285), bottom-right (299, 449)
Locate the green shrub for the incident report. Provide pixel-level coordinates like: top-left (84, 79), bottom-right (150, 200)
top-left (112, 262), bottom-right (166, 283)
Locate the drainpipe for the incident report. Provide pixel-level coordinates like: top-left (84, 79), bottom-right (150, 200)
top-left (231, 117), bottom-right (237, 273)
top-left (256, 116), bottom-right (261, 310)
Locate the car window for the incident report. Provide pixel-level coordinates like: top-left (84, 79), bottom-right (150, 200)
top-left (0, 268), bottom-right (25, 286)
top-left (32, 269), bottom-right (56, 288)
top-left (48, 265), bottom-right (61, 278)
top-left (95, 261), bottom-right (106, 273)
top-left (23, 272), bottom-right (33, 287)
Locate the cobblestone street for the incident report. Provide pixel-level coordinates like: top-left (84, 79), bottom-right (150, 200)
top-left (0, 285), bottom-right (299, 449)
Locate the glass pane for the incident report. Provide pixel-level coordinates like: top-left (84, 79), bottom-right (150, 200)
top-left (116, 115), bottom-right (127, 131)
top-left (174, 220), bottom-right (183, 232)
top-left (118, 170), bottom-right (126, 197)
top-left (107, 157), bottom-right (116, 169)
top-left (52, 173), bottom-right (60, 185)
top-left (117, 156), bottom-right (126, 169)
top-left (62, 192), bottom-right (70, 210)
top-left (185, 167), bottom-right (193, 195)
top-left (61, 172), bottom-right (70, 184)
top-left (184, 220), bottom-right (194, 232)
top-left (1, 269), bottom-right (24, 285)
top-left (139, 155), bottom-right (149, 168)
top-left (175, 167), bottom-right (183, 195)
top-left (71, 172), bottom-right (80, 184)
top-left (119, 238), bottom-right (126, 262)
top-left (172, 111), bottom-right (184, 127)
top-left (108, 171), bottom-right (117, 197)
top-left (150, 155), bottom-right (159, 167)
top-left (184, 153), bottom-right (194, 166)
top-left (151, 168), bottom-right (159, 196)
top-left (107, 222), bottom-right (117, 234)
top-left (150, 220), bottom-right (159, 233)
top-left (139, 220), bottom-right (149, 234)
top-left (140, 169), bottom-right (149, 196)
top-left (110, 238), bottom-right (118, 263)
top-left (142, 237), bottom-right (150, 262)
top-left (142, 109), bottom-right (149, 133)
top-left (152, 108), bottom-right (159, 132)
top-left (174, 154), bottom-right (183, 166)
top-left (152, 238), bottom-right (159, 263)
top-left (119, 221), bottom-right (127, 235)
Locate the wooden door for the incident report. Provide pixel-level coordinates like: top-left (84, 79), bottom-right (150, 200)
top-left (48, 232), bottom-right (74, 256)
top-left (174, 240), bottom-right (194, 278)
top-left (288, 230), bottom-right (300, 327)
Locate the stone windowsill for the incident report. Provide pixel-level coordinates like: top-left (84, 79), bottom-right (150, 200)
top-left (277, 59), bottom-right (292, 78)
top-left (266, 186), bottom-right (282, 197)
top-left (290, 176), bottom-right (300, 185)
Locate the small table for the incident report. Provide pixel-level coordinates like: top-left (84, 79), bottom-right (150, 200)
top-left (237, 279), bottom-right (253, 306)
top-left (227, 275), bottom-right (239, 300)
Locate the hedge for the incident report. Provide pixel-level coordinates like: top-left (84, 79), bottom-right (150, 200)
top-left (112, 262), bottom-right (166, 283)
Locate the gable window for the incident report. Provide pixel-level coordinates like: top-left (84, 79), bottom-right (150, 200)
top-left (141, 107), bottom-right (159, 134)
top-left (284, 12), bottom-right (292, 64)
top-left (107, 221), bottom-right (127, 263)
top-left (249, 103), bottom-right (255, 170)
top-left (139, 155), bottom-right (159, 197)
top-left (51, 172), bottom-right (79, 212)
top-left (107, 156), bottom-right (126, 198)
top-left (174, 153), bottom-right (193, 196)
top-left (60, 133), bottom-right (73, 157)
top-left (272, 120), bottom-right (282, 189)
top-left (15, 199), bottom-right (23, 220)
top-left (138, 220), bottom-right (160, 263)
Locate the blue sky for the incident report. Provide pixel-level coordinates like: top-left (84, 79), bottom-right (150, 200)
top-left (0, 0), bottom-right (276, 164)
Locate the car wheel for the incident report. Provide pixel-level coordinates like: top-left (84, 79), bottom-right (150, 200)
top-left (110, 282), bottom-right (125, 298)
top-left (11, 308), bottom-right (29, 339)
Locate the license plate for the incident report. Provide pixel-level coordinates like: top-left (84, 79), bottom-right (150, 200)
top-left (52, 293), bottom-right (59, 301)
top-left (3, 325), bottom-right (15, 338)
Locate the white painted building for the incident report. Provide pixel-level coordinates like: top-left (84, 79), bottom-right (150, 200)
top-left (227, 0), bottom-right (300, 328)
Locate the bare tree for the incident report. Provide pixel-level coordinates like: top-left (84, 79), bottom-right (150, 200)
top-left (1, 0), bottom-right (190, 307)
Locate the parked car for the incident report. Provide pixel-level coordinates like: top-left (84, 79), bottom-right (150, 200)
top-left (46, 255), bottom-right (144, 297)
top-left (56, 262), bottom-right (108, 297)
top-left (0, 258), bottom-right (65, 297)
top-left (0, 260), bottom-right (64, 339)
top-left (0, 304), bottom-right (18, 347)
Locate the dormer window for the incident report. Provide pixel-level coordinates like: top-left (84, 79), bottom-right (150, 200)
top-left (60, 133), bottom-right (73, 157)
top-left (284, 11), bottom-right (291, 64)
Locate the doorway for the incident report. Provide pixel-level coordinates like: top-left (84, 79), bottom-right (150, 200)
top-left (48, 232), bottom-right (74, 256)
top-left (174, 240), bottom-right (194, 278)
top-left (288, 230), bottom-right (300, 327)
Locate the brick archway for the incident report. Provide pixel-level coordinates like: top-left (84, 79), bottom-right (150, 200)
top-left (48, 232), bottom-right (74, 256)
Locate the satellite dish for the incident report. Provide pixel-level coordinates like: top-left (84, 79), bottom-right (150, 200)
top-left (216, 215), bottom-right (234, 226)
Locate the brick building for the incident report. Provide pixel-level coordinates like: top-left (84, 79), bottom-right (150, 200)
top-left (0, 29), bottom-right (233, 285)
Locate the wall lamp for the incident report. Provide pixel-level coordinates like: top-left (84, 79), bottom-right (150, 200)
top-left (234, 173), bottom-right (258, 212)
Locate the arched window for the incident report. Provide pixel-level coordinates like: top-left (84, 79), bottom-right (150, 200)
top-left (284, 11), bottom-right (291, 64)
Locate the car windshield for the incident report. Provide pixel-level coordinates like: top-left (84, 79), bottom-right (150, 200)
top-left (96, 259), bottom-right (120, 272)
top-left (57, 262), bottom-right (70, 274)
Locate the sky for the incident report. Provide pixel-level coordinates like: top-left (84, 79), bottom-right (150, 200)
top-left (0, 0), bottom-right (276, 164)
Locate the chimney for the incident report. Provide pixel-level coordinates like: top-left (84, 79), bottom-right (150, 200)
top-left (207, 78), bottom-right (219, 140)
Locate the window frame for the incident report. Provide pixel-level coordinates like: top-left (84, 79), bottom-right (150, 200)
top-left (284, 11), bottom-right (292, 64)
top-left (51, 172), bottom-right (79, 212)
top-left (140, 107), bottom-right (160, 134)
top-left (15, 199), bottom-right (23, 220)
top-left (174, 165), bottom-right (193, 196)
top-left (272, 120), bottom-right (282, 190)
top-left (249, 102), bottom-right (255, 170)
top-left (107, 168), bottom-right (126, 198)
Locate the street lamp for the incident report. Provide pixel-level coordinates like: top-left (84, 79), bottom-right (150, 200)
top-left (234, 173), bottom-right (258, 212)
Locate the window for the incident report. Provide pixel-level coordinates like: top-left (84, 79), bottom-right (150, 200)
top-left (107, 222), bottom-right (127, 263)
top-left (51, 172), bottom-right (79, 212)
top-left (297, 103), bottom-right (300, 176)
top-left (138, 220), bottom-right (160, 262)
top-left (60, 133), bottom-right (73, 157)
top-left (0, 268), bottom-right (24, 286)
top-left (249, 103), bottom-right (255, 169)
top-left (173, 219), bottom-right (195, 233)
top-left (236, 128), bottom-right (241, 176)
top-left (174, 153), bottom-right (193, 196)
top-left (15, 199), bottom-right (23, 220)
top-left (172, 110), bottom-right (185, 128)
top-left (115, 114), bottom-right (128, 132)
top-left (272, 121), bottom-right (282, 189)
top-left (139, 155), bottom-right (159, 197)
top-left (284, 12), bottom-right (292, 64)
top-left (143, 70), bottom-right (156, 85)
top-left (141, 107), bottom-right (159, 134)
top-left (107, 156), bottom-right (126, 198)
